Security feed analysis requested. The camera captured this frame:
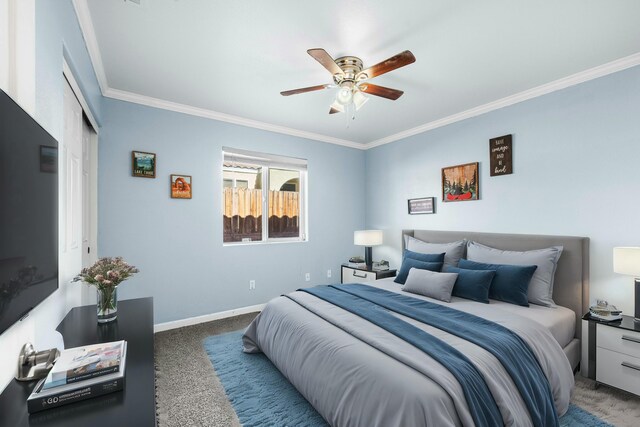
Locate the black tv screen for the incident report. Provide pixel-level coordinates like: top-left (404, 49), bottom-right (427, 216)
top-left (0, 89), bottom-right (58, 335)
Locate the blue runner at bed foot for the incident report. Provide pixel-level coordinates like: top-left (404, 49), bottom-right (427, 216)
top-left (205, 331), bottom-right (611, 427)
top-left (331, 283), bottom-right (559, 426)
top-left (299, 285), bottom-right (503, 427)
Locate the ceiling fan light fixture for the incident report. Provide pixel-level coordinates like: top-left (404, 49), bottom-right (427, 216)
top-left (330, 100), bottom-right (345, 113)
top-left (336, 83), bottom-right (354, 105)
top-left (353, 90), bottom-right (369, 111)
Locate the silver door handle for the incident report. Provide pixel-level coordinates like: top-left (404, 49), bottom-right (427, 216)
top-left (622, 335), bottom-right (640, 344)
top-left (621, 361), bottom-right (640, 372)
top-left (353, 270), bottom-right (367, 278)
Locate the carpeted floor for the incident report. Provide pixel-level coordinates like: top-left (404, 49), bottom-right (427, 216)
top-left (155, 313), bottom-right (640, 427)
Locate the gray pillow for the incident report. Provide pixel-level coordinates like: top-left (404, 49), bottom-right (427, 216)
top-left (466, 241), bottom-right (563, 307)
top-left (405, 236), bottom-right (466, 268)
top-left (402, 268), bottom-right (458, 303)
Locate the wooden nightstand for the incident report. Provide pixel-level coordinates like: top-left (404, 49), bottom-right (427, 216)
top-left (341, 264), bottom-right (396, 284)
top-left (582, 313), bottom-right (640, 396)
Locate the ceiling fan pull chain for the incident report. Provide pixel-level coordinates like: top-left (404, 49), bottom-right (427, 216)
top-left (345, 104), bottom-right (352, 128)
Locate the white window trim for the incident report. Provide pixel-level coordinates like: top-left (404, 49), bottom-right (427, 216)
top-left (222, 148), bottom-right (308, 246)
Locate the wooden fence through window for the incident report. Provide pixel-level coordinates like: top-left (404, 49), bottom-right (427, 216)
top-left (223, 188), bottom-right (299, 242)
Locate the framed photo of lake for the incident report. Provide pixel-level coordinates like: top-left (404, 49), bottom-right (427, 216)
top-left (132, 151), bottom-right (156, 178)
top-left (442, 162), bottom-right (479, 202)
top-left (408, 197), bottom-right (435, 214)
top-left (171, 174), bottom-right (192, 199)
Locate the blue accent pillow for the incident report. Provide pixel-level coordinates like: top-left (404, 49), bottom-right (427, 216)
top-left (443, 266), bottom-right (495, 304)
top-left (394, 258), bottom-right (443, 285)
top-left (458, 259), bottom-right (537, 307)
top-left (403, 249), bottom-right (445, 264)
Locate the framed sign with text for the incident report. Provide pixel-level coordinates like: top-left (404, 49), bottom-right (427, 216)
top-left (489, 134), bottom-right (512, 176)
top-left (408, 197), bottom-right (435, 214)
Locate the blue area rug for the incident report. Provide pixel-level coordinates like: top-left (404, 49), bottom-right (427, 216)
top-left (204, 331), bottom-right (612, 427)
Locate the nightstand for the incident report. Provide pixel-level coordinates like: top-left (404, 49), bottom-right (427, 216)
top-left (341, 264), bottom-right (396, 284)
top-left (582, 313), bottom-right (640, 396)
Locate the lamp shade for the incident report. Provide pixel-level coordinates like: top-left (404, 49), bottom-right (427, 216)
top-left (613, 247), bottom-right (640, 276)
top-left (354, 230), bottom-right (383, 246)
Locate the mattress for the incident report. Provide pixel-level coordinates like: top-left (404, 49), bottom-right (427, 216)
top-left (371, 277), bottom-right (576, 348)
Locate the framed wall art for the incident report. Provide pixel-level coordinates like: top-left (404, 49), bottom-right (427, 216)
top-left (442, 162), bottom-right (479, 202)
top-left (489, 134), bottom-right (512, 176)
top-left (408, 197), bottom-right (435, 214)
top-left (132, 151), bottom-right (156, 178)
top-left (171, 174), bottom-right (192, 199)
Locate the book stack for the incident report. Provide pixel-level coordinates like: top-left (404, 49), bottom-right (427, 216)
top-left (348, 262), bottom-right (367, 268)
top-left (27, 340), bottom-right (127, 413)
top-left (372, 262), bottom-right (389, 271)
top-left (589, 303), bottom-right (623, 322)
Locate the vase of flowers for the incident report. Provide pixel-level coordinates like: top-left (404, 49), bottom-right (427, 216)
top-left (74, 257), bottom-right (139, 323)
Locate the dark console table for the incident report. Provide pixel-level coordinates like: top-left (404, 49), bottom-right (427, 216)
top-left (0, 297), bottom-right (155, 426)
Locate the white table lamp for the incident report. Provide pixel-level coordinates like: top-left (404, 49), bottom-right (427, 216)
top-left (354, 230), bottom-right (383, 269)
top-left (613, 247), bottom-right (640, 320)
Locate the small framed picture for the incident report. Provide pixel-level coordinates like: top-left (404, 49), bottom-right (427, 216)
top-left (442, 162), bottom-right (479, 202)
top-left (132, 151), bottom-right (156, 178)
top-left (40, 145), bottom-right (58, 173)
top-left (408, 197), bottom-right (435, 214)
top-left (171, 174), bottom-right (192, 199)
top-left (489, 134), bottom-right (513, 176)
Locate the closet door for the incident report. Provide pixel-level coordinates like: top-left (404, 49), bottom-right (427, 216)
top-left (61, 79), bottom-right (83, 288)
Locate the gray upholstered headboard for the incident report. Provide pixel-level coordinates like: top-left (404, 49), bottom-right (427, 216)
top-left (403, 230), bottom-right (589, 339)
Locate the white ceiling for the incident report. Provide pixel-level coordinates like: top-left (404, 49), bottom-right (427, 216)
top-left (80, 0), bottom-right (640, 147)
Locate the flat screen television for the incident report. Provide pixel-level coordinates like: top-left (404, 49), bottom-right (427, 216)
top-left (0, 89), bottom-right (58, 335)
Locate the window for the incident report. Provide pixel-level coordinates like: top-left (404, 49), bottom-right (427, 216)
top-left (223, 148), bottom-right (307, 244)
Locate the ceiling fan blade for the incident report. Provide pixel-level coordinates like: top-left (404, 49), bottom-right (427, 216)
top-left (358, 83), bottom-right (404, 100)
top-left (307, 48), bottom-right (344, 76)
top-left (329, 107), bottom-right (340, 114)
top-left (357, 50), bottom-right (416, 80)
top-left (280, 84), bottom-right (329, 96)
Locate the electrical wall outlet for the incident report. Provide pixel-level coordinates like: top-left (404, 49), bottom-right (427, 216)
top-left (249, 280), bottom-right (255, 289)
top-left (327, 269), bottom-right (332, 278)
top-left (305, 273), bottom-right (311, 281)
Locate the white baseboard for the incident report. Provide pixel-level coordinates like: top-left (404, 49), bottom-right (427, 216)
top-left (153, 303), bottom-right (265, 333)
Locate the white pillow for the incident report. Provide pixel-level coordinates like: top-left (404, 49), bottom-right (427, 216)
top-left (405, 236), bottom-right (466, 268)
top-left (466, 241), bottom-right (563, 307)
top-left (402, 268), bottom-right (458, 303)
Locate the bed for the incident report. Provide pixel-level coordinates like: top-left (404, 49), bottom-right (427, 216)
top-left (243, 230), bottom-right (590, 426)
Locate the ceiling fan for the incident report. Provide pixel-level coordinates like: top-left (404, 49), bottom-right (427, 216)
top-left (281, 48), bottom-right (416, 116)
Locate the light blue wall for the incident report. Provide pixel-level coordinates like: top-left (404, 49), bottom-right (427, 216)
top-left (365, 65), bottom-right (640, 315)
top-left (98, 98), bottom-right (366, 323)
top-left (36, 0), bottom-right (103, 140)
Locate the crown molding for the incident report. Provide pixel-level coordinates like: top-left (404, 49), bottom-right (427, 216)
top-left (103, 87), bottom-right (365, 149)
top-left (367, 52), bottom-right (640, 149)
top-left (71, 0), bottom-right (640, 150)
top-left (72, 0), bottom-right (109, 93)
